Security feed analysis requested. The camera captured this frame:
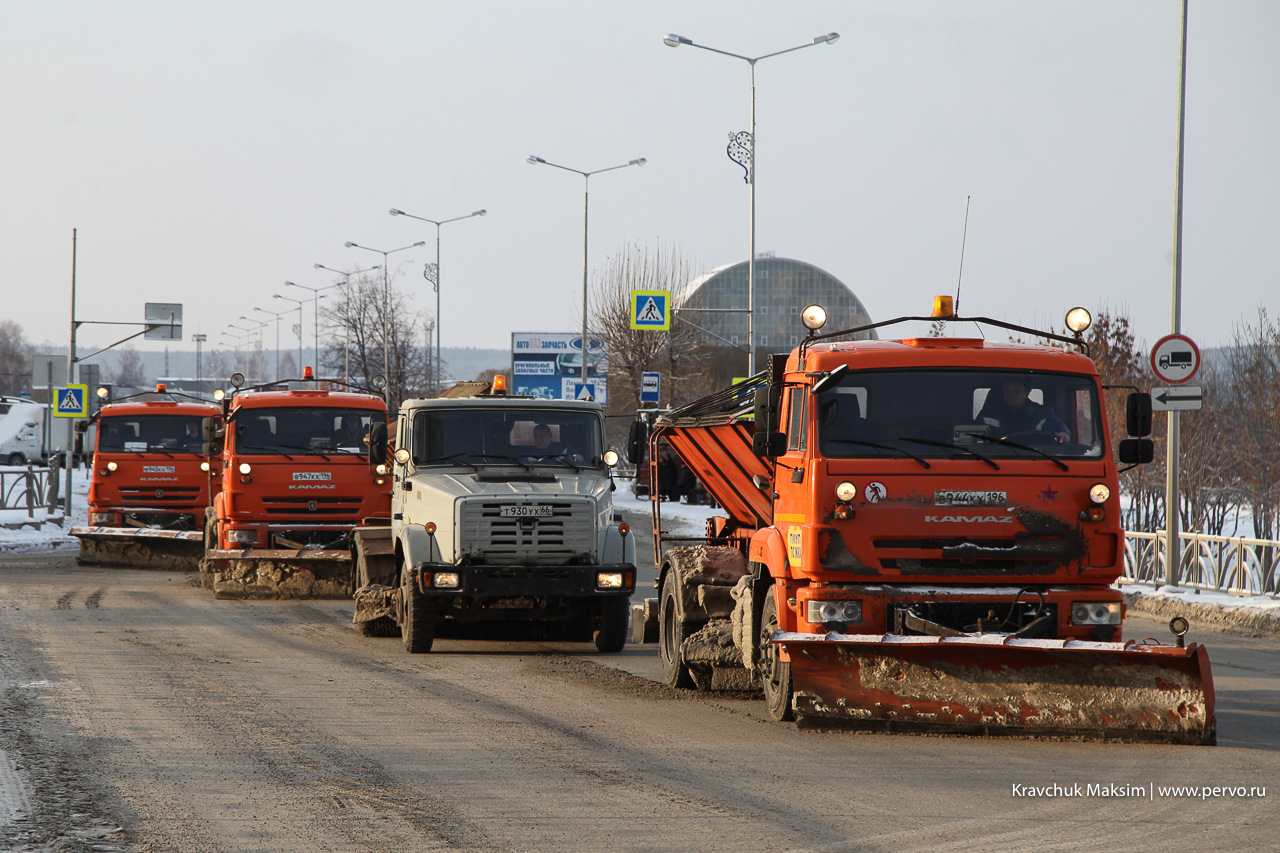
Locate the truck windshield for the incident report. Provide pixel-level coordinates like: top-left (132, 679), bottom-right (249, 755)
top-left (815, 369), bottom-right (1105, 460)
top-left (232, 407), bottom-right (386, 456)
top-left (98, 414), bottom-right (207, 453)
top-left (412, 409), bottom-right (605, 468)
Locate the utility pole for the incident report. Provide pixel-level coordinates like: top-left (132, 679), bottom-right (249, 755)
top-left (1165, 0), bottom-right (1189, 587)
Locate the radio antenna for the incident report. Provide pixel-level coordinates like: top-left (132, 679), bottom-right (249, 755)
top-left (955, 195), bottom-right (971, 313)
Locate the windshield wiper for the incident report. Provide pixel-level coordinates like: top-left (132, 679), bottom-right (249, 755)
top-left (238, 444), bottom-right (294, 461)
top-left (277, 445), bottom-right (331, 460)
top-left (474, 454), bottom-right (535, 472)
top-left (830, 439), bottom-right (931, 469)
top-left (900, 438), bottom-right (1000, 470)
top-left (971, 435), bottom-right (1069, 472)
top-left (145, 448), bottom-right (176, 458)
top-left (420, 453), bottom-right (478, 470)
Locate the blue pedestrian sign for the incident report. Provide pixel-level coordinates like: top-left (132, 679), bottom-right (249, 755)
top-left (54, 384), bottom-right (88, 418)
top-left (640, 372), bottom-right (660, 403)
top-left (630, 290), bottom-right (671, 331)
top-left (573, 383), bottom-right (596, 401)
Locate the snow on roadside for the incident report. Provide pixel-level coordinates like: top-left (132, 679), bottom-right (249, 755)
top-left (0, 466), bottom-right (88, 553)
top-left (613, 481), bottom-right (725, 537)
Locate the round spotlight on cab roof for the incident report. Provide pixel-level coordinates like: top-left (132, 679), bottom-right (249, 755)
top-left (835, 481), bottom-right (857, 502)
top-left (230, 372), bottom-right (245, 388)
top-left (212, 389), bottom-right (225, 401)
top-left (1065, 307), bottom-right (1092, 335)
top-left (371, 374), bottom-right (387, 390)
top-left (801, 304), bottom-right (827, 331)
top-left (1089, 483), bottom-right (1111, 505)
top-left (603, 450), bottom-right (619, 467)
top-left (96, 387), bottom-right (109, 399)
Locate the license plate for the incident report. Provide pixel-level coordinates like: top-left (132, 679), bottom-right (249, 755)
top-left (934, 490), bottom-right (1007, 507)
top-left (500, 505), bottom-right (553, 518)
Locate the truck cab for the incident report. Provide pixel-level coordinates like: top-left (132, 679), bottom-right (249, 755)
top-left (355, 380), bottom-right (636, 653)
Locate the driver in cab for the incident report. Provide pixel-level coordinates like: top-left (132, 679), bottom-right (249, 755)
top-left (977, 379), bottom-right (1071, 443)
top-left (523, 423), bottom-right (583, 464)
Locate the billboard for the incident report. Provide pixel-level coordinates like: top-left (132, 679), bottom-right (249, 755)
top-left (511, 332), bottom-right (607, 403)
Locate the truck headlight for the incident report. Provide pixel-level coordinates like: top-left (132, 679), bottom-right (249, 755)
top-left (89, 512), bottom-right (115, 525)
top-left (227, 529), bottom-right (257, 544)
top-left (1071, 602), bottom-right (1121, 625)
top-left (835, 481), bottom-right (857, 502)
top-left (375, 463), bottom-right (389, 475)
top-left (394, 448), bottom-right (411, 465)
top-left (596, 571), bottom-right (624, 589)
top-left (806, 599), bottom-right (863, 625)
top-left (200, 461), bottom-right (211, 472)
top-left (106, 461), bottom-right (118, 472)
top-left (1088, 483), bottom-right (1111, 504)
top-left (238, 462), bottom-right (252, 475)
top-left (432, 572), bottom-right (460, 589)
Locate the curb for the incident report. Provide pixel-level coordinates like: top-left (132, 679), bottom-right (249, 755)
top-left (1122, 590), bottom-right (1280, 639)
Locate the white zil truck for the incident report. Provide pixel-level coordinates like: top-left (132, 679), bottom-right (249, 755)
top-left (352, 379), bottom-right (637, 653)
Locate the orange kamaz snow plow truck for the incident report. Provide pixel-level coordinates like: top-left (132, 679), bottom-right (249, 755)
top-left (70, 386), bottom-right (222, 570)
top-left (199, 369), bottom-right (392, 599)
top-left (630, 299), bottom-right (1214, 744)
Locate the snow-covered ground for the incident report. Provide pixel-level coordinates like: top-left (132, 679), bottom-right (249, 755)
top-left (0, 465), bottom-right (87, 553)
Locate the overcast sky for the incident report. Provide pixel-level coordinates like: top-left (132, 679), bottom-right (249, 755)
top-left (3, 1), bottom-right (1276, 360)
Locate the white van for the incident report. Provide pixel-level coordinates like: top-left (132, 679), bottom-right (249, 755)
top-left (0, 398), bottom-right (44, 466)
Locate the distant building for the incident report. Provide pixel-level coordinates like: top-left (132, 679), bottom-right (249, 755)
top-left (675, 257), bottom-right (876, 374)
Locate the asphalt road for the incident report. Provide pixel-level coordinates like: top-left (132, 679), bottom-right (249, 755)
top-left (0, 548), bottom-right (1276, 853)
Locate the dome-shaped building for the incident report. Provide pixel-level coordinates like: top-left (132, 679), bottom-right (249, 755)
top-left (675, 256), bottom-right (876, 354)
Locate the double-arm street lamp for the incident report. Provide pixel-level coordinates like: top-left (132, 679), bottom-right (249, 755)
top-left (283, 280), bottom-right (337, 377)
top-left (235, 318), bottom-right (271, 380)
top-left (388, 208), bottom-right (486, 393)
top-left (313, 264), bottom-right (381, 385)
top-left (663, 31), bottom-right (838, 375)
top-left (271, 293), bottom-right (307, 375)
top-left (250, 309), bottom-right (287, 380)
top-left (345, 241), bottom-right (427, 400)
top-left (526, 156), bottom-right (646, 390)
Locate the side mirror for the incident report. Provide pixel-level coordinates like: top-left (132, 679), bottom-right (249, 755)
top-left (368, 421), bottom-right (388, 468)
top-left (751, 431), bottom-right (787, 458)
top-left (753, 385), bottom-right (782, 431)
top-left (203, 440), bottom-right (222, 457)
top-left (74, 420), bottom-right (89, 434)
top-left (202, 417), bottom-right (223, 441)
top-left (74, 432), bottom-right (84, 455)
top-left (1126, 392), bottom-right (1153, 437)
top-left (626, 420), bottom-right (648, 466)
top-left (1118, 438), bottom-right (1154, 464)
top-left (811, 364), bottom-right (849, 395)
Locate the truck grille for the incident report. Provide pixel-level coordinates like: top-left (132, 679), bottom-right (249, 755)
top-left (261, 496), bottom-right (364, 518)
top-left (117, 486), bottom-right (201, 506)
top-left (458, 499), bottom-right (595, 565)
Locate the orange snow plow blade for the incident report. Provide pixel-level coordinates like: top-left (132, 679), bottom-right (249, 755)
top-left (777, 632), bottom-right (1215, 745)
top-left (71, 526), bottom-right (205, 571)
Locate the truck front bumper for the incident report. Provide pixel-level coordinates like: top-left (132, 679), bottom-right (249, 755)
top-left (412, 562), bottom-right (635, 598)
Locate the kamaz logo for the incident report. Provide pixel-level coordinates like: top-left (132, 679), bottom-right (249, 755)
top-left (924, 515), bottom-right (1015, 523)
top-left (292, 472), bottom-right (332, 481)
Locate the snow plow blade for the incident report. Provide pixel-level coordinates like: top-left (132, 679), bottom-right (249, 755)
top-left (200, 548), bottom-right (352, 600)
top-left (71, 526), bottom-right (205, 571)
top-left (776, 632), bottom-right (1215, 745)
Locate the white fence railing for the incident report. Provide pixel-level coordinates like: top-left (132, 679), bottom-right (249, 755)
top-left (1122, 530), bottom-right (1280, 597)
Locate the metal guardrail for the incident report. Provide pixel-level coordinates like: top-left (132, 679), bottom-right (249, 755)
top-left (0, 461), bottom-right (64, 529)
top-left (1122, 530), bottom-right (1280, 597)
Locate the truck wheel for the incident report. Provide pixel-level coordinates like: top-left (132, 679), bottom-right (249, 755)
top-left (7, 453), bottom-right (24, 466)
top-left (759, 589), bottom-right (794, 722)
top-left (402, 582), bottom-right (434, 654)
top-left (594, 597), bottom-right (629, 653)
top-left (359, 617), bottom-right (399, 638)
top-left (659, 572), bottom-right (695, 689)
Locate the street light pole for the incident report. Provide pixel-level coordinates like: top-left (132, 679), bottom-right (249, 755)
top-left (249, 310), bottom-right (286, 380)
top-left (663, 31), bottom-right (839, 375)
top-left (526, 157), bottom-right (646, 393)
top-left (272, 294), bottom-right (306, 377)
top-left (284, 280), bottom-right (338, 375)
top-left (313, 264), bottom-right (379, 386)
top-left (345, 241), bottom-right (426, 402)
top-left (389, 208), bottom-right (486, 394)
top-left (192, 333), bottom-right (206, 391)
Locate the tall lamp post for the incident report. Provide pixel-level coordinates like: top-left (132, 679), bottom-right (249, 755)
top-left (313, 264), bottom-right (380, 385)
top-left (249, 310), bottom-right (286, 380)
top-left (272, 293), bottom-right (307, 375)
top-left (526, 156), bottom-right (645, 392)
top-left (234, 319), bottom-right (270, 380)
top-left (389, 207), bottom-right (486, 394)
top-left (283, 280), bottom-right (334, 375)
top-left (221, 329), bottom-right (251, 372)
top-left (663, 31), bottom-right (838, 375)
top-left (345, 241), bottom-right (426, 401)
top-left (191, 333), bottom-right (206, 391)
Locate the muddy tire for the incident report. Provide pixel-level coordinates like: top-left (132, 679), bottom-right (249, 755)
top-left (402, 581), bottom-right (434, 653)
top-left (6, 453), bottom-right (24, 466)
top-left (359, 617), bottom-right (399, 638)
top-left (659, 572), bottom-right (695, 689)
top-left (594, 597), bottom-right (630, 653)
top-left (202, 508), bottom-right (218, 553)
top-left (759, 587), bottom-right (794, 722)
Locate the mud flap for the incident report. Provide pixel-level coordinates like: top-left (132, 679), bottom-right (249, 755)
top-left (71, 527), bottom-right (205, 571)
top-left (776, 632), bottom-right (1215, 745)
top-left (353, 584), bottom-right (398, 624)
top-left (201, 548), bottom-right (352, 599)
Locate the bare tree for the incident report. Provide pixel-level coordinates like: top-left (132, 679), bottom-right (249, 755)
top-left (589, 243), bottom-right (716, 448)
top-left (319, 272), bottom-right (434, 409)
top-left (0, 320), bottom-right (33, 396)
top-left (1220, 309), bottom-right (1280, 543)
top-left (113, 345), bottom-right (146, 388)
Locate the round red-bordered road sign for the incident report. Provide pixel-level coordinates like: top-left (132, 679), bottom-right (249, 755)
top-left (1150, 334), bottom-right (1201, 384)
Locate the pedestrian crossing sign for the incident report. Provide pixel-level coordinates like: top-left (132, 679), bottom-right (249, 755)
top-left (54, 384), bottom-right (88, 418)
top-left (630, 290), bottom-right (671, 331)
top-left (573, 383), bottom-right (596, 401)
